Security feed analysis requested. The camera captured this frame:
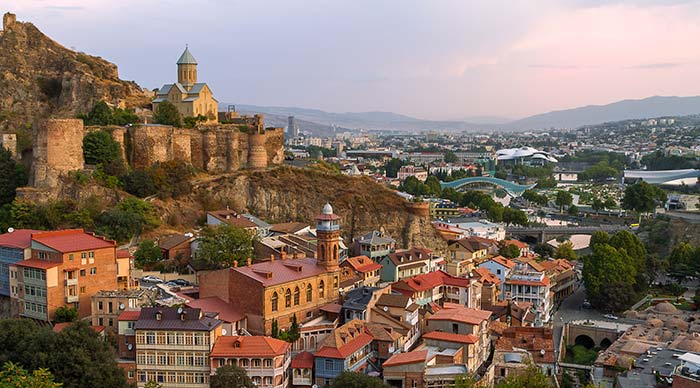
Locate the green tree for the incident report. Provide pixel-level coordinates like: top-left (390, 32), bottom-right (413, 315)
top-left (210, 365), bottom-right (254, 388)
top-left (503, 207), bottom-right (528, 226)
top-left (522, 189), bottom-right (548, 206)
top-left (494, 363), bottom-right (551, 388)
top-left (444, 151), bottom-right (459, 164)
top-left (499, 243), bottom-right (521, 259)
top-left (83, 130), bottom-right (121, 166)
top-left (83, 101), bottom-right (113, 125)
top-left (144, 382), bottom-right (163, 388)
top-left (424, 176), bottom-right (442, 197)
top-left (0, 362), bottom-right (62, 388)
top-left (398, 176), bottom-right (428, 196)
top-left (567, 204), bottom-right (579, 216)
top-left (591, 197), bottom-right (604, 214)
top-left (555, 191), bottom-right (573, 213)
top-left (453, 374), bottom-right (482, 388)
top-left (183, 114), bottom-right (207, 128)
top-left (135, 240), bottom-right (163, 267)
top-left (95, 197), bottom-right (160, 242)
top-left (583, 243), bottom-right (637, 311)
top-left (622, 181), bottom-right (667, 222)
top-left (124, 169), bottom-right (157, 198)
top-left (0, 148), bottom-right (28, 206)
top-left (384, 158), bottom-right (404, 178)
top-left (494, 170), bottom-right (508, 180)
top-left (53, 307), bottom-right (78, 323)
top-left (534, 243), bottom-right (554, 258)
top-left (153, 101), bottom-right (182, 127)
top-left (554, 241), bottom-right (577, 261)
top-left (329, 371), bottom-right (391, 388)
top-left (195, 225), bottom-right (254, 269)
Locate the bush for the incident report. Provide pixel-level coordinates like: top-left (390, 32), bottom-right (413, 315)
top-left (153, 101), bottom-right (182, 127)
top-left (95, 198), bottom-right (159, 242)
top-left (134, 240), bottom-right (163, 268)
top-left (80, 101), bottom-right (139, 126)
top-left (83, 130), bottom-right (121, 166)
top-left (124, 161), bottom-right (194, 199)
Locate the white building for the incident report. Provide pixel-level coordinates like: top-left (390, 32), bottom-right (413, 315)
top-left (503, 268), bottom-right (552, 325)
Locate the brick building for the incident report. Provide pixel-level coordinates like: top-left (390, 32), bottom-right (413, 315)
top-left (209, 336), bottom-right (291, 388)
top-left (8, 229), bottom-right (118, 321)
top-left (199, 204), bottom-right (344, 335)
top-left (339, 255), bottom-right (382, 288)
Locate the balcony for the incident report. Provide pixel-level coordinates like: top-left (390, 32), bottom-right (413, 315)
top-left (65, 295), bottom-right (79, 303)
top-left (65, 278), bottom-right (78, 286)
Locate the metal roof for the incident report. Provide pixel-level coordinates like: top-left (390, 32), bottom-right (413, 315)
top-left (176, 46), bottom-right (197, 65)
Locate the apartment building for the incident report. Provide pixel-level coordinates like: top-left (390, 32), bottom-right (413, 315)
top-left (378, 248), bottom-right (437, 283)
top-left (503, 268), bottom-right (553, 325)
top-left (209, 336), bottom-right (291, 388)
top-left (314, 319), bottom-right (375, 386)
top-left (0, 229), bottom-right (37, 316)
top-left (134, 307), bottom-right (222, 387)
top-left (91, 289), bottom-right (154, 333)
top-left (8, 229), bottom-right (118, 321)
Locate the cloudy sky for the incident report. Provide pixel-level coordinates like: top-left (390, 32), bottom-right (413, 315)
top-left (6, 0), bottom-right (700, 120)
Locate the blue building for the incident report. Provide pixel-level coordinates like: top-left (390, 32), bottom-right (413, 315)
top-left (0, 229), bottom-right (36, 315)
top-left (314, 319), bottom-right (376, 386)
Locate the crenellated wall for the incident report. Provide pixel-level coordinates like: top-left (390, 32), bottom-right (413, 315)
top-left (29, 116), bottom-right (284, 189)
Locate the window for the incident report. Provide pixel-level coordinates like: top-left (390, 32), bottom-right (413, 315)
top-left (294, 286), bottom-right (300, 305)
top-left (80, 269), bottom-right (86, 277)
top-left (285, 289), bottom-right (292, 308)
top-left (319, 280), bottom-right (324, 298)
top-left (69, 254), bottom-right (74, 261)
top-left (146, 332), bottom-right (155, 344)
top-left (98, 301), bottom-right (103, 310)
top-left (497, 269), bottom-right (502, 275)
top-left (325, 359), bottom-right (333, 370)
top-left (90, 267), bottom-right (96, 275)
top-left (306, 284), bottom-right (312, 302)
top-left (271, 292), bottom-right (278, 312)
top-left (452, 323), bottom-right (458, 334)
top-left (81, 252), bottom-right (87, 259)
top-left (80, 286), bottom-right (86, 293)
top-left (108, 302), bottom-right (113, 313)
top-left (88, 251), bottom-right (94, 258)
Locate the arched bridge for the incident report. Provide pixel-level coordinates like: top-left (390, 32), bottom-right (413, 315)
top-left (506, 225), bottom-right (628, 243)
top-left (564, 320), bottom-right (632, 350)
top-left (440, 177), bottom-right (536, 196)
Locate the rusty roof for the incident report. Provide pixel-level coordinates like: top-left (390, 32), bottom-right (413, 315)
top-left (210, 336), bottom-right (290, 357)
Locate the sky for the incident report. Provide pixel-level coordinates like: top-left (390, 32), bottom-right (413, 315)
top-left (5, 0), bottom-right (700, 120)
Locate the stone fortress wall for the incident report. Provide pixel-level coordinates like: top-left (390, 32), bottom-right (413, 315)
top-left (29, 114), bottom-right (285, 189)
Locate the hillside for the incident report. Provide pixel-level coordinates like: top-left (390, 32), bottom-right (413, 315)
top-left (0, 13), bottom-right (150, 131)
top-left (157, 166), bottom-right (446, 252)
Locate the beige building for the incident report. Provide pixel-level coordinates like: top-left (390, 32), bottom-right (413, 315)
top-left (152, 47), bottom-right (219, 122)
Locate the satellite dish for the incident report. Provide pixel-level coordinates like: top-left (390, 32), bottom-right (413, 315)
top-left (540, 349), bottom-right (546, 356)
top-left (383, 306), bottom-right (388, 312)
top-left (313, 385), bottom-right (319, 388)
top-left (127, 344), bottom-right (133, 351)
top-left (177, 307), bottom-right (184, 314)
top-left (119, 303), bottom-right (125, 310)
top-left (7, 227), bottom-right (14, 233)
top-left (221, 328), bottom-right (227, 336)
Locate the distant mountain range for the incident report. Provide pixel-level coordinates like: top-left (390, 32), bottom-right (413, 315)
top-left (222, 95), bottom-right (700, 135)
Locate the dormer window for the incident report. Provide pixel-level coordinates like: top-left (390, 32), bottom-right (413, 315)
top-left (155, 311), bottom-right (162, 321)
top-left (234, 341), bottom-right (241, 348)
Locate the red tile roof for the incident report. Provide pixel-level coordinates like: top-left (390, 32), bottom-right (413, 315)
top-left (14, 259), bottom-right (61, 269)
top-left (0, 229), bottom-right (40, 249)
top-left (487, 256), bottom-right (516, 269)
top-left (315, 320), bottom-right (373, 359)
top-left (392, 270), bottom-right (469, 293)
top-left (343, 256), bottom-right (382, 273)
top-left (383, 350), bottom-right (429, 367)
top-left (502, 239), bottom-right (529, 249)
top-left (233, 257), bottom-right (329, 287)
top-left (116, 249), bottom-right (132, 259)
top-left (210, 336), bottom-right (290, 358)
top-left (427, 305), bottom-right (492, 325)
top-left (118, 310), bottom-right (141, 321)
top-left (422, 331), bottom-right (478, 344)
top-left (506, 277), bottom-right (550, 287)
top-left (32, 229), bottom-right (115, 253)
top-left (186, 297), bottom-right (245, 323)
top-left (472, 267), bottom-right (501, 285)
top-left (291, 351), bottom-right (315, 369)
top-left (315, 333), bottom-right (373, 359)
top-left (320, 303), bottom-right (342, 314)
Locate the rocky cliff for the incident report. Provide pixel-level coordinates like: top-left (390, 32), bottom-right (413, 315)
top-left (157, 166), bottom-right (447, 253)
top-left (0, 13), bottom-right (150, 130)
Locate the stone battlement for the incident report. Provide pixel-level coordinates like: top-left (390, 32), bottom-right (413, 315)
top-left (29, 116), bottom-right (284, 189)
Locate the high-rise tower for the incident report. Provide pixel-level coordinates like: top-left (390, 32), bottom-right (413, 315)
top-left (316, 203), bottom-right (340, 272)
top-left (176, 46), bottom-right (198, 87)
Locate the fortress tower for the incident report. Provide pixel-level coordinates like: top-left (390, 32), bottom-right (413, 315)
top-left (316, 203), bottom-right (341, 272)
top-left (177, 46), bottom-right (197, 87)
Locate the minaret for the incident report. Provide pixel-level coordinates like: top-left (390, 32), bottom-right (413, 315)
top-left (316, 203), bottom-right (341, 272)
top-left (177, 45), bottom-right (198, 87)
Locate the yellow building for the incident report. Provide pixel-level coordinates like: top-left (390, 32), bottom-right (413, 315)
top-left (152, 47), bottom-right (219, 122)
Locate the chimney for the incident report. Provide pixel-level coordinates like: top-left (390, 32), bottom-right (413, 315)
top-left (233, 261), bottom-right (238, 268)
top-left (247, 258), bottom-right (252, 267)
top-left (281, 251), bottom-right (287, 261)
top-left (270, 254), bottom-right (275, 262)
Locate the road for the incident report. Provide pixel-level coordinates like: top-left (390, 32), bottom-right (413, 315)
top-left (552, 283), bottom-right (608, 362)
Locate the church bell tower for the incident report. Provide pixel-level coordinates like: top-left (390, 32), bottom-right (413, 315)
top-left (177, 45), bottom-right (198, 87)
top-left (316, 203), bottom-right (340, 272)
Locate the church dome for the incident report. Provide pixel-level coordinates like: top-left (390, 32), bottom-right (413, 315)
top-left (653, 302), bottom-right (678, 314)
top-left (646, 318), bottom-right (663, 328)
top-left (177, 46), bottom-right (197, 65)
top-left (322, 203), bottom-right (333, 215)
top-left (676, 337), bottom-right (700, 352)
top-left (665, 317), bottom-right (689, 331)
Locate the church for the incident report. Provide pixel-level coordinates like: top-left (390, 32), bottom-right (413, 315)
top-left (198, 204), bottom-right (343, 335)
top-left (152, 46), bottom-right (219, 122)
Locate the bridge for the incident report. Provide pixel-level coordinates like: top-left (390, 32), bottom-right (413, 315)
top-left (440, 177), bottom-right (536, 196)
top-left (506, 224), bottom-right (628, 243)
top-left (564, 320), bottom-right (632, 350)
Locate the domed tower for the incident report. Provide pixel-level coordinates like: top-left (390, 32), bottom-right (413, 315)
top-left (177, 46), bottom-right (198, 87)
top-left (316, 203), bottom-right (341, 272)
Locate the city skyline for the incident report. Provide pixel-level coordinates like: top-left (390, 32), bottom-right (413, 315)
top-left (6, 0), bottom-right (700, 120)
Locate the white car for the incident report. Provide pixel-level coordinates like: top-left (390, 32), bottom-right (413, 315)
top-left (141, 275), bottom-right (164, 283)
top-left (603, 314), bottom-right (618, 320)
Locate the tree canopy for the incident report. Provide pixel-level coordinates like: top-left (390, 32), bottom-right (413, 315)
top-left (499, 243), bottom-right (521, 259)
top-left (153, 101), bottom-right (182, 127)
top-left (194, 225), bottom-right (255, 269)
top-left (83, 130), bottom-right (121, 166)
top-left (0, 147), bottom-right (28, 206)
top-left (328, 371), bottom-right (391, 388)
top-left (134, 240), bottom-right (163, 268)
top-left (555, 191), bottom-right (573, 212)
top-left (622, 181), bottom-right (666, 216)
top-left (384, 158), bottom-right (404, 178)
top-left (210, 365), bottom-right (254, 388)
top-left (80, 101), bottom-right (138, 126)
top-left (0, 362), bottom-right (62, 388)
top-left (554, 241), bottom-right (577, 261)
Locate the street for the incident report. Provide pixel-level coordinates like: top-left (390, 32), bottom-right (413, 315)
top-left (552, 283), bottom-right (608, 361)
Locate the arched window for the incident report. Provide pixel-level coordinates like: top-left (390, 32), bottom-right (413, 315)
top-left (271, 292), bottom-right (278, 312)
top-left (285, 289), bottom-right (292, 308)
top-left (333, 245), bottom-right (338, 260)
top-left (306, 284), bottom-right (312, 302)
top-left (318, 280), bottom-right (324, 298)
top-left (294, 286), bottom-right (300, 305)
top-left (320, 244), bottom-right (325, 261)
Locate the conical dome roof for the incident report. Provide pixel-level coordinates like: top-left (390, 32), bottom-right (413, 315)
top-left (177, 46), bottom-right (197, 65)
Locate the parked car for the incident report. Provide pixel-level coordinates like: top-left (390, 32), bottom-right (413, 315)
top-left (603, 314), bottom-right (618, 320)
top-left (582, 300), bottom-right (592, 309)
top-left (164, 281), bottom-right (179, 288)
top-left (172, 279), bottom-right (192, 287)
top-left (141, 275), bottom-right (164, 284)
